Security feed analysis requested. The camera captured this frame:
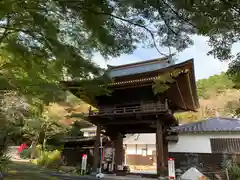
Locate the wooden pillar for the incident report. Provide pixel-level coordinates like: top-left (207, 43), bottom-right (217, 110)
top-left (124, 144), bottom-right (127, 165)
top-left (163, 141), bottom-right (168, 168)
top-left (156, 120), bottom-right (165, 176)
top-left (114, 132), bottom-right (124, 171)
top-left (93, 123), bottom-right (101, 172)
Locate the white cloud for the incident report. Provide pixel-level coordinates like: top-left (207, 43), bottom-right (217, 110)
top-left (177, 35), bottom-right (230, 80)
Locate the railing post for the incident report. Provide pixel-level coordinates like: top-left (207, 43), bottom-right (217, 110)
top-left (165, 99), bottom-right (168, 109)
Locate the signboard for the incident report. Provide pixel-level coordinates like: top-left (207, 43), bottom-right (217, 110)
top-left (104, 147), bottom-right (114, 162)
top-left (81, 154), bottom-right (88, 171)
top-left (168, 158), bottom-right (175, 179)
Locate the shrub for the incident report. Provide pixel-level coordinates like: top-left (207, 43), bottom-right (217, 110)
top-left (224, 160), bottom-right (240, 179)
top-left (20, 148), bottom-right (31, 159)
top-left (34, 150), bottom-right (62, 170)
top-left (45, 150), bottom-right (61, 168)
top-left (0, 154), bottom-right (11, 173)
top-left (36, 151), bottom-right (49, 166)
top-left (35, 144), bottom-right (42, 158)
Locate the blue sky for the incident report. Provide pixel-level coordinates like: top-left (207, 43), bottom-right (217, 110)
top-left (93, 35), bottom-right (238, 80)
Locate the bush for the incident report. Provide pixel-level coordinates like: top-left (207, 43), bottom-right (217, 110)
top-left (34, 150), bottom-right (62, 170)
top-left (35, 144), bottom-right (42, 158)
top-left (45, 150), bottom-right (62, 168)
top-left (20, 148), bottom-right (31, 159)
top-left (224, 160), bottom-right (240, 180)
top-left (0, 154), bottom-right (11, 173)
top-left (36, 151), bottom-right (49, 166)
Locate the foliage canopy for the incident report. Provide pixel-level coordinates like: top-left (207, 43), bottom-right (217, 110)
top-left (1, 0), bottom-right (240, 104)
top-left (197, 73), bottom-right (234, 99)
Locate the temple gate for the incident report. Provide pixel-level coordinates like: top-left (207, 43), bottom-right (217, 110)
top-left (62, 57), bottom-right (199, 176)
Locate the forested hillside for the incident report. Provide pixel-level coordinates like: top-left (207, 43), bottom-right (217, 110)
top-left (176, 73), bottom-right (240, 123)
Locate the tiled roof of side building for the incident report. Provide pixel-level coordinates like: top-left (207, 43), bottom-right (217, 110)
top-left (81, 126), bottom-right (96, 132)
top-left (171, 117), bottom-right (240, 133)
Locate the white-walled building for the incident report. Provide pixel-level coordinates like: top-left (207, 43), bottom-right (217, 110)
top-left (81, 127), bottom-right (97, 137)
top-left (122, 118), bottom-right (240, 155)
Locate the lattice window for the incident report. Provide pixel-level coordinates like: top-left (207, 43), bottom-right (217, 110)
top-left (210, 138), bottom-right (240, 153)
top-left (88, 132), bottom-right (96, 136)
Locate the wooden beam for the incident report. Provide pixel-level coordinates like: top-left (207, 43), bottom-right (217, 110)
top-left (121, 129), bottom-right (155, 134)
top-left (175, 80), bottom-right (187, 110)
top-left (100, 120), bottom-right (155, 125)
top-left (186, 72), bottom-right (197, 110)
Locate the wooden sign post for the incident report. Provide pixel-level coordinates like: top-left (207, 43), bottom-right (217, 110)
top-left (168, 158), bottom-right (175, 179)
top-left (81, 154), bottom-right (88, 175)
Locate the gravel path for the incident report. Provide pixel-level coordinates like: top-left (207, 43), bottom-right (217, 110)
top-left (7, 162), bottom-right (157, 180)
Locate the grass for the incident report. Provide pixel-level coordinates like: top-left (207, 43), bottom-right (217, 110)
top-left (4, 162), bottom-right (60, 180)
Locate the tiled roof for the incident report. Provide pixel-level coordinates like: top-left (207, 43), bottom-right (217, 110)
top-left (60, 136), bottom-right (96, 142)
top-left (108, 57), bottom-right (174, 78)
top-left (171, 118), bottom-right (240, 133)
top-left (81, 126), bottom-right (96, 132)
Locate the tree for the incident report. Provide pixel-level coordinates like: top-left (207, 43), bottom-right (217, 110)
top-left (3, 1), bottom-right (240, 128)
top-left (1, 0), bottom-right (207, 105)
top-left (0, 91), bottom-right (32, 145)
top-left (2, 1), bottom-right (240, 100)
top-left (224, 100), bottom-right (240, 118)
top-left (168, 1), bottom-right (240, 85)
top-left (23, 113), bottom-right (68, 158)
top-left (197, 73), bottom-right (234, 99)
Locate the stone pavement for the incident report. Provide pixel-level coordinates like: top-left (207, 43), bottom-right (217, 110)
top-left (49, 173), bottom-right (158, 180)
top-left (7, 160), bottom-right (158, 180)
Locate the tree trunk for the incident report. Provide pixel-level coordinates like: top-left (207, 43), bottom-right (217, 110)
top-left (43, 138), bottom-right (47, 151)
top-left (30, 134), bottom-right (39, 159)
top-left (30, 141), bottom-right (37, 159)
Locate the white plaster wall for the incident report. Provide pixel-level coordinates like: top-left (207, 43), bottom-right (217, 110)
top-left (168, 132), bottom-right (240, 153)
top-left (125, 144), bottom-right (155, 155)
top-left (83, 132), bottom-right (88, 137)
top-left (147, 144), bottom-right (156, 155)
top-left (83, 131), bottom-right (96, 137)
top-left (168, 134), bottom-right (211, 153)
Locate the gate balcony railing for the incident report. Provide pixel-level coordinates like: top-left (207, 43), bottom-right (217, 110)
top-left (89, 101), bottom-right (168, 116)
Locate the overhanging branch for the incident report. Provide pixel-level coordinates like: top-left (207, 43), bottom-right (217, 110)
top-left (0, 16), bottom-right (11, 44)
top-left (78, 6), bottom-right (168, 56)
top-left (156, 1), bottom-right (179, 37)
top-left (160, 0), bottom-right (197, 29)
